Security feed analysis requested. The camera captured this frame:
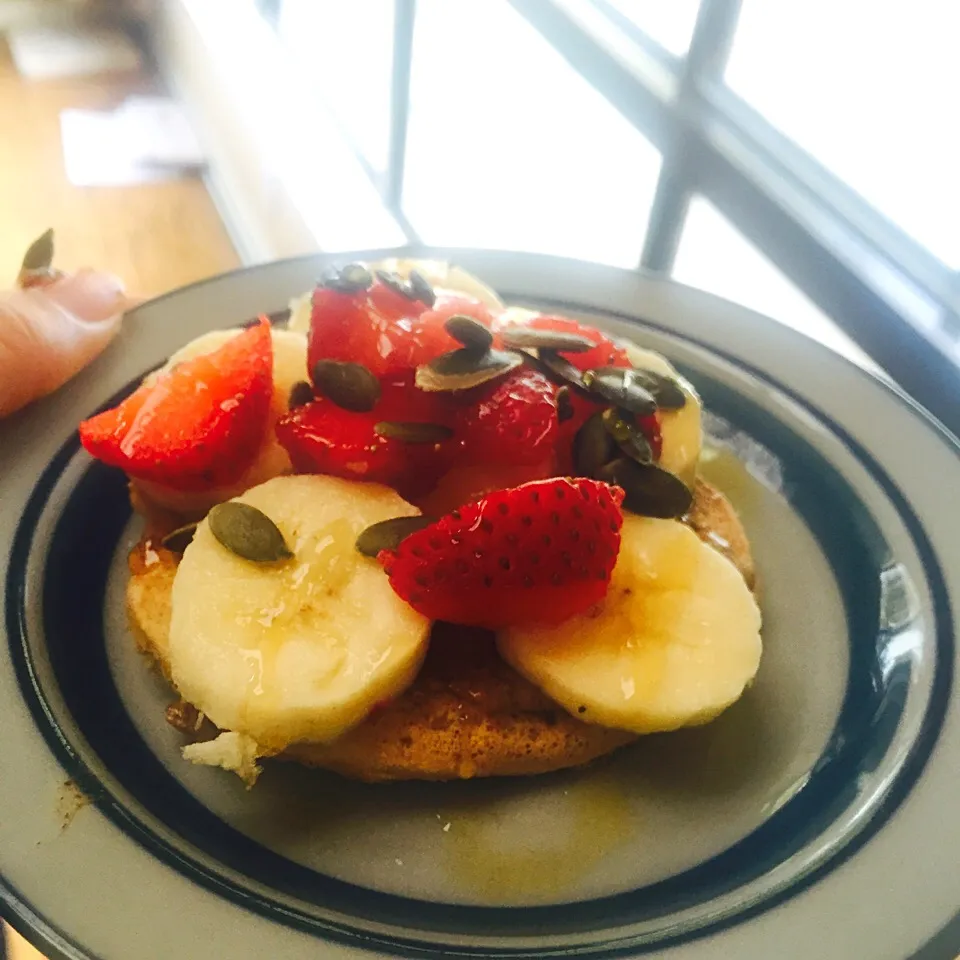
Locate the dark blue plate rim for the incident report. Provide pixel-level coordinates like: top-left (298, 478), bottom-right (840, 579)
top-left (2, 300), bottom-right (955, 960)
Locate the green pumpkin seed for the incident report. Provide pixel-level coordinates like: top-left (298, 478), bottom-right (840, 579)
top-left (499, 326), bottom-right (594, 353)
top-left (374, 421), bottom-right (454, 443)
top-left (602, 407), bottom-right (653, 464)
top-left (407, 269), bottom-right (436, 307)
top-left (534, 350), bottom-right (593, 397)
top-left (356, 515), bottom-right (436, 557)
top-left (376, 269), bottom-right (419, 302)
top-left (444, 314), bottom-right (494, 351)
top-left (287, 380), bottom-right (314, 410)
top-left (630, 368), bottom-right (686, 410)
top-left (208, 502), bottom-right (293, 563)
top-left (556, 386), bottom-right (574, 423)
top-left (21, 227), bottom-right (54, 272)
top-left (582, 367), bottom-right (657, 416)
top-left (573, 411), bottom-right (616, 478)
top-left (161, 522), bottom-right (199, 554)
top-left (312, 359), bottom-right (380, 412)
top-left (320, 262), bottom-right (373, 294)
top-left (415, 347), bottom-right (522, 392)
top-left (597, 458), bottom-right (693, 518)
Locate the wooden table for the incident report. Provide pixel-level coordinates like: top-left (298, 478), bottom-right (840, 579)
top-left (0, 40), bottom-right (238, 297)
top-left (0, 34), bottom-right (239, 960)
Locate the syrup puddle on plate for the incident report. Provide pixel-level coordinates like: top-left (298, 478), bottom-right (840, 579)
top-left (438, 774), bottom-right (635, 900)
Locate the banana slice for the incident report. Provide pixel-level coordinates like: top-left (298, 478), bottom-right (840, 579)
top-left (136, 327), bottom-right (309, 517)
top-left (623, 343), bottom-right (702, 488)
top-left (287, 290), bottom-right (313, 335)
top-left (168, 475), bottom-right (431, 755)
top-left (497, 515), bottom-right (761, 734)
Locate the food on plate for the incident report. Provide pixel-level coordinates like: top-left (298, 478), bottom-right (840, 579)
top-left (1, 229), bottom-right (135, 418)
top-left (80, 259), bottom-right (762, 785)
top-left (498, 515), bottom-right (761, 734)
top-left (169, 476), bottom-right (431, 755)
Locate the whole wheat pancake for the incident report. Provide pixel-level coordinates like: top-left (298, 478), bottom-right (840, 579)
top-left (127, 479), bottom-right (754, 782)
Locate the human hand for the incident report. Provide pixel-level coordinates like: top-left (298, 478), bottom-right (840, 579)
top-left (0, 230), bottom-right (139, 418)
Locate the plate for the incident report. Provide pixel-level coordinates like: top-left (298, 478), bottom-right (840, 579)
top-left (2, 250), bottom-right (959, 960)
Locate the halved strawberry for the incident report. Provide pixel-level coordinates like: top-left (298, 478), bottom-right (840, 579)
top-left (308, 284), bottom-right (399, 379)
top-left (455, 367), bottom-right (558, 467)
top-left (390, 292), bottom-right (499, 371)
top-left (308, 270), bottom-right (497, 380)
top-left (516, 316), bottom-right (662, 472)
top-left (79, 318), bottom-right (273, 491)
top-left (380, 477), bottom-right (625, 628)
top-left (275, 374), bottom-right (456, 498)
top-left (555, 390), bottom-right (662, 474)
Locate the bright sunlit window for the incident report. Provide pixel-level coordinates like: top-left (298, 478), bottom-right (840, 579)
top-left (277, 0), bottom-right (395, 176)
top-left (402, 0), bottom-right (662, 267)
top-left (674, 196), bottom-right (882, 373)
top-left (726, 0), bottom-right (960, 268)
top-left (600, 0), bottom-right (700, 56)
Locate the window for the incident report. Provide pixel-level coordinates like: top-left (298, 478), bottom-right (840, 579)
top-left (594, 0), bottom-right (700, 56)
top-left (255, 0), bottom-right (960, 432)
top-left (674, 197), bottom-right (880, 373)
top-left (725, 0), bottom-right (960, 268)
top-left (402, 0), bottom-right (662, 266)
top-left (277, 0), bottom-right (395, 177)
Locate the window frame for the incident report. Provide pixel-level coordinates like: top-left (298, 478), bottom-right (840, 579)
top-left (503, 0), bottom-right (960, 434)
top-left (272, 0), bottom-right (960, 434)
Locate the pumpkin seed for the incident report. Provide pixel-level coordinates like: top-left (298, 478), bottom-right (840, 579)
top-left (573, 411), bottom-right (616, 478)
top-left (499, 326), bottom-right (594, 353)
top-left (320, 262), bottom-right (373, 294)
top-left (374, 421), bottom-right (454, 443)
top-left (556, 386), bottom-right (574, 423)
top-left (534, 350), bottom-right (593, 397)
top-left (375, 269), bottom-right (419, 302)
top-left (630, 368), bottom-right (686, 410)
top-left (287, 380), bottom-right (314, 410)
top-left (444, 314), bottom-right (493, 351)
top-left (597, 458), bottom-right (693, 518)
top-left (161, 522), bottom-right (199, 553)
top-left (582, 367), bottom-right (657, 416)
top-left (407, 268), bottom-right (437, 307)
top-left (312, 359), bottom-right (380, 411)
top-left (415, 347), bottom-right (522, 392)
top-left (208, 502), bottom-right (293, 563)
top-left (601, 407), bottom-right (653, 464)
top-left (356, 515), bottom-right (436, 557)
top-left (21, 227), bottom-right (54, 272)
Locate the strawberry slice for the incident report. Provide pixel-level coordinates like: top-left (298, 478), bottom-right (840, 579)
top-left (555, 390), bottom-right (662, 474)
top-left (308, 269), bottom-right (497, 379)
top-left (516, 316), bottom-right (662, 471)
top-left (380, 477), bottom-right (625, 628)
top-left (394, 292), bottom-right (499, 371)
top-left (308, 284), bottom-right (398, 379)
top-left (275, 375), bottom-right (456, 498)
top-left (455, 367), bottom-right (558, 467)
top-left (79, 318), bottom-right (273, 491)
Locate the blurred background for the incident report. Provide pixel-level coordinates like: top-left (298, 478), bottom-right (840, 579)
top-left (2, 0), bottom-right (958, 429)
top-left (0, 0), bottom-right (957, 955)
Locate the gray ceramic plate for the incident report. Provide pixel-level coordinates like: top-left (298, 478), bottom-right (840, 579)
top-left (2, 250), bottom-right (959, 960)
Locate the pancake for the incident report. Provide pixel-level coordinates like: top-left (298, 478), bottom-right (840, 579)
top-left (127, 479), bottom-right (755, 782)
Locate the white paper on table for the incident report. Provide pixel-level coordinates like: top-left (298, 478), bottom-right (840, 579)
top-left (59, 98), bottom-right (207, 187)
top-left (7, 25), bottom-right (142, 80)
top-left (115, 96), bottom-right (207, 168)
